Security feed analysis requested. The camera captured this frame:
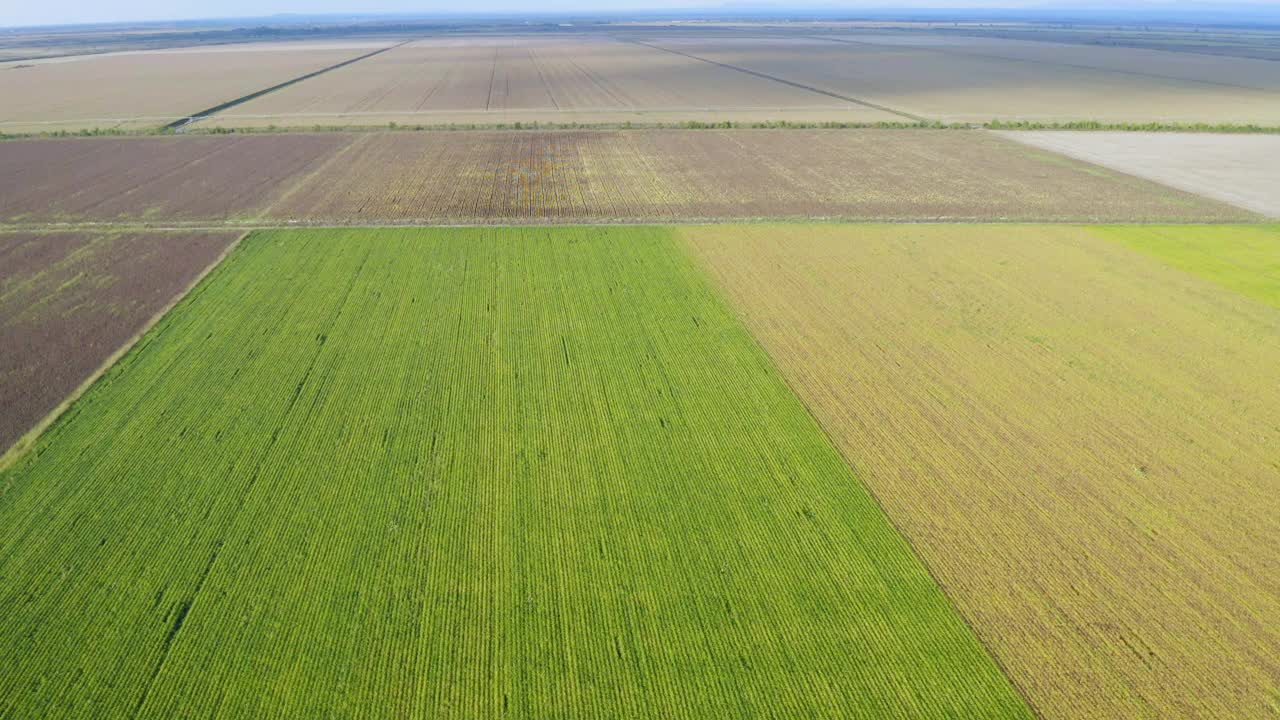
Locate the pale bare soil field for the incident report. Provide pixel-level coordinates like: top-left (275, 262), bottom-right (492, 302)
top-left (0, 42), bottom-right (393, 133)
top-left (999, 131), bottom-right (1280, 218)
top-left (6, 29), bottom-right (1277, 130)
top-left (0, 230), bottom-right (238, 454)
top-left (666, 22), bottom-right (1280, 61)
top-left (265, 130), bottom-right (1246, 223)
top-left (682, 224), bottom-right (1280, 720)
top-left (825, 32), bottom-right (1280, 92)
top-left (0, 134), bottom-right (352, 222)
top-left (206, 36), bottom-right (892, 128)
top-left (648, 35), bottom-right (1280, 124)
top-left (902, 24), bottom-right (1280, 62)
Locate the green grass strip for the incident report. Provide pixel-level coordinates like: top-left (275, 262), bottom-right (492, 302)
top-left (1091, 224), bottom-right (1280, 309)
top-left (0, 227), bottom-right (1030, 718)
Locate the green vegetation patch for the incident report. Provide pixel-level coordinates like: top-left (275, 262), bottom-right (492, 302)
top-left (0, 227), bottom-right (1028, 718)
top-left (1091, 225), bottom-right (1280, 309)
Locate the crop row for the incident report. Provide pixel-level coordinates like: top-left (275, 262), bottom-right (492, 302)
top-left (0, 227), bottom-right (1029, 718)
top-left (682, 223), bottom-right (1280, 720)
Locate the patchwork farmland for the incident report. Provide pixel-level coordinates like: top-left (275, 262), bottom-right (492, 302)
top-left (209, 37), bottom-right (889, 128)
top-left (0, 228), bottom-right (1031, 718)
top-left (0, 229), bottom-right (240, 457)
top-left (3, 13), bottom-right (1280, 720)
top-left (682, 223), bottom-right (1280, 719)
top-left (0, 130), bottom-right (1252, 224)
top-left (0, 42), bottom-right (396, 134)
top-left (7, 26), bottom-right (1280, 132)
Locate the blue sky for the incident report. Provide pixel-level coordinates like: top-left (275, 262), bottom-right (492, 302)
top-left (7, 1), bottom-right (684, 27)
top-left (3, 0), bottom-right (1275, 29)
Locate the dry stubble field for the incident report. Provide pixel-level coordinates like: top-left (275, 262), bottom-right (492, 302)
top-left (264, 129), bottom-right (1247, 223)
top-left (647, 34), bottom-right (1280, 124)
top-left (7, 29), bottom-right (1279, 131)
top-left (682, 224), bottom-right (1280, 720)
top-left (0, 130), bottom-right (1245, 224)
top-left (208, 36), bottom-right (889, 128)
top-left (0, 42), bottom-right (393, 133)
top-left (825, 32), bottom-right (1280, 91)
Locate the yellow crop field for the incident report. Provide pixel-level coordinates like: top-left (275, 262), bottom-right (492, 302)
top-left (681, 223), bottom-right (1280, 719)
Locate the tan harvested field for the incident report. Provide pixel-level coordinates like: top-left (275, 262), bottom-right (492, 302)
top-left (682, 224), bottom-right (1280, 720)
top-left (650, 35), bottom-right (1280, 124)
top-left (0, 229), bottom-right (239, 455)
top-left (206, 36), bottom-right (893, 128)
top-left (0, 134), bottom-right (351, 222)
top-left (0, 42), bottom-right (393, 133)
top-left (7, 30), bottom-right (1278, 130)
top-left (265, 129), bottom-right (1247, 223)
top-left (999, 131), bottom-right (1280, 218)
top-left (826, 33), bottom-right (1280, 92)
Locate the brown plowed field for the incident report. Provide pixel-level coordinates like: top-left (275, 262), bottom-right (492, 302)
top-left (0, 230), bottom-right (239, 454)
top-left (0, 135), bottom-right (353, 222)
top-left (266, 129), bottom-right (1247, 223)
top-left (682, 224), bottom-right (1280, 720)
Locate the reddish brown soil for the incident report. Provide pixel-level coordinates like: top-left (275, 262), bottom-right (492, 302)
top-left (0, 230), bottom-right (238, 452)
top-left (0, 135), bottom-right (352, 221)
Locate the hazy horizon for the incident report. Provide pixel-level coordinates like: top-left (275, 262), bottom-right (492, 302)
top-left (5, 0), bottom-right (1279, 31)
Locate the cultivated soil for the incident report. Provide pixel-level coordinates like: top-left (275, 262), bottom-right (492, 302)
top-left (0, 230), bottom-right (239, 453)
top-left (0, 134), bottom-right (352, 222)
top-left (266, 129), bottom-right (1250, 223)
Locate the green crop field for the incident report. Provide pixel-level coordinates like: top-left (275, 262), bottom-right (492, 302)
top-left (0, 227), bottom-right (1030, 719)
top-left (1089, 225), bottom-right (1280, 309)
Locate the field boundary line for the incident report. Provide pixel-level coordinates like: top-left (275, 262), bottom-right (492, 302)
top-left (257, 133), bottom-right (374, 220)
top-left (0, 214), bottom-right (1265, 234)
top-left (671, 229), bottom-right (1044, 719)
top-left (0, 230), bottom-right (250, 473)
top-left (8, 121), bottom-right (1280, 140)
top-left (167, 40), bottom-right (413, 130)
top-left (621, 38), bottom-right (929, 122)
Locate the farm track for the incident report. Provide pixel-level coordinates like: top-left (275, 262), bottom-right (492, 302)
top-left (0, 227), bottom-right (1032, 718)
top-left (0, 217), bottom-right (1267, 237)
